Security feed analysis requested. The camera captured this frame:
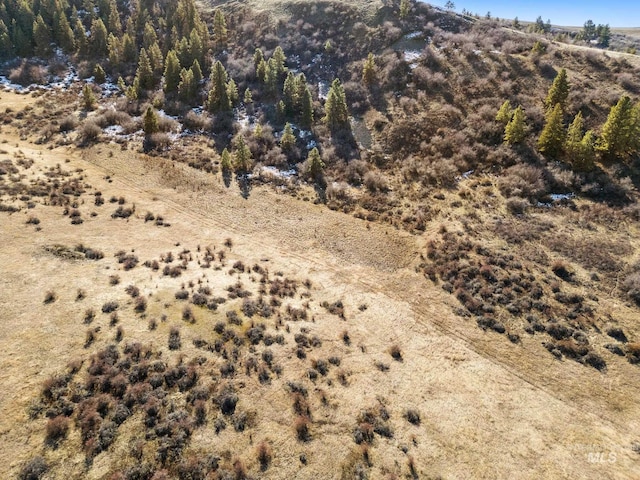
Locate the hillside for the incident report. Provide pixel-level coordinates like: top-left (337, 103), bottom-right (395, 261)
top-left (1, 0), bottom-right (640, 479)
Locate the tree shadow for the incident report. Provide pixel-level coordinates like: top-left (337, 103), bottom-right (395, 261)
top-left (222, 169), bottom-right (232, 188)
top-left (330, 127), bottom-right (360, 161)
top-left (236, 173), bottom-right (252, 199)
top-left (314, 177), bottom-right (327, 203)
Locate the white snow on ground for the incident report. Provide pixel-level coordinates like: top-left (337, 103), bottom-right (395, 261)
top-left (404, 31), bottom-right (422, 40)
top-left (318, 81), bottom-right (329, 100)
top-left (261, 166), bottom-right (297, 178)
top-left (403, 50), bottom-right (421, 68)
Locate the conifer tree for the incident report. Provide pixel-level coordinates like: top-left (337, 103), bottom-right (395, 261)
top-left (83, 84), bottom-right (97, 110)
top-left (233, 134), bottom-right (253, 173)
top-left (206, 61), bottom-right (231, 113)
top-left (147, 42), bottom-right (164, 78)
top-left (243, 88), bottom-right (253, 105)
top-left (283, 72), bottom-right (296, 115)
top-left (253, 48), bottom-right (264, 73)
top-left (265, 57), bottom-right (279, 96)
top-left (598, 96), bottom-right (637, 159)
top-left (94, 64), bottom-right (106, 84)
top-left (143, 106), bottom-right (159, 135)
top-left (220, 148), bottom-right (232, 173)
top-left (300, 86), bottom-right (314, 128)
top-left (135, 48), bottom-right (155, 91)
top-left (121, 33), bottom-right (137, 63)
top-left (33, 14), bottom-right (51, 58)
top-left (504, 105), bottom-right (526, 144)
top-left (227, 78), bottom-right (239, 106)
top-left (495, 100), bottom-right (513, 125)
top-left (362, 52), bottom-right (376, 88)
top-left (305, 147), bottom-right (325, 180)
top-left (55, 12), bottom-right (75, 53)
top-left (565, 112), bottom-right (596, 170)
top-left (107, 33), bottom-right (121, 67)
top-left (280, 122), bottom-right (296, 151)
top-left (213, 9), bottom-right (227, 50)
top-left (189, 28), bottom-right (204, 68)
top-left (544, 68), bottom-right (570, 112)
top-left (89, 18), bottom-right (108, 57)
top-left (256, 58), bottom-right (267, 82)
top-left (178, 67), bottom-right (196, 102)
top-left (399, 0), bottom-right (410, 19)
top-left (73, 17), bottom-right (88, 55)
top-left (0, 20), bottom-right (12, 59)
top-left (324, 79), bottom-right (349, 130)
top-left (191, 59), bottom-right (203, 83)
top-left (271, 46), bottom-right (287, 76)
top-left (538, 103), bottom-right (566, 156)
top-left (163, 50), bottom-right (181, 94)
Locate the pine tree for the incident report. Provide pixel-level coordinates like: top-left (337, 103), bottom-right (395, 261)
top-left (300, 86), bottom-right (314, 129)
top-left (178, 67), bottom-right (196, 102)
top-left (0, 20), bottom-right (12, 59)
top-left (265, 57), bottom-right (279, 96)
top-left (89, 18), bottom-right (108, 57)
top-left (147, 42), bottom-right (164, 78)
top-left (495, 100), bottom-right (513, 125)
top-left (121, 33), bottom-right (137, 63)
top-left (227, 78), bottom-right (239, 106)
top-left (55, 12), bottom-right (75, 53)
top-left (191, 59), bottom-right (203, 83)
top-left (545, 68), bottom-right (570, 112)
top-left (504, 105), bottom-right (526, 144)
top-left (362, 52), bottom-right (376, 88)
top-left (272, 47), bottom-right (287, 76)
top-left (135, 48), bottom-right (155, 91)
top-left (233, 135), bottom-right (253, 173)
top-left (305, 147), bottom-right (325, 180)
top-left (324, 79), bottom-right (349, 130)
top-left (220, 148), bottom-right (232, 173)
top-left (253, 48), bottom-right (264, 73)
top-left (189, 28), bottom-right (204, 68)
top-left (256, 58), bottom-right (267, 82)
top-left (213, 9), bottom-right (227, 50)
top-left (82, 84), bottom-right (97, 110)
top-left (33, 14), bottom-right (51, 58)
top-left (283, 72), bottom-right (296, 115)
top-left (538, 103), bottom-right (566, 157)
top-left (163, 50), bottom-right (181, 94)
top-left (566, 112), bottom-right (596, 170)
top-left (399, 0), bottom-right (410, 19)
top-left (243, 88), bottom-right (253, 105)
top-left (107, 33), bottom-right (121, 67)
top-left (598, 96), bottom-right (636, 159)
top-left (206, 61), bottom-right (231, 113)
top-left (94, 64), bottom-right (106, 84)
top-left (280, 122), bottom-right (296, 151)
top-left (143, 106), bottom-right (159, 135)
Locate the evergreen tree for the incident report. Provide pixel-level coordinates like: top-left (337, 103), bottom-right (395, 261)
top-left (107, 33), bottom-right (120, 67)
top-left (253, 48), bottom-right (264, 73)
top-left (324, 78), bottom-right (349, 130)
top-left (206, 60), bottom-right (231, 113)
top-left (362, 52), bottom-right (376, 88)
top-left (163, 50), bottom-right (181, 94)
top-left (147, 41), bottom-right (164, 78)
top-left (178, 67), bottom-right (197, 103)
top-left (513, 17), bottom-right (520, 29)
top-left (280, 122), bottom-right (296, 151)
top-left (598, 96), bottom-right (637, 159)
top-left (300, 86), bottom-right (314, 128)
top-left (537, 103), bottom-right (566, 156)
top-left (495, 100), bottom-right (513, 125)
top-left (143, 23), bottom-right (158, 49)
top-left (256, 58), bottom-right (267, 82)
top-left (107, 0), bottom-right (121, 35)
top-left (271, 46), bottom-right (287, 76)
top-left (243, 88), bottom-right (253, 105)
top-left (233, 134), bottom-right (253, 173)
top-left (143, 106), bottom-right (159, 135)
top-left (227, 78), bottom-right (238, 106)
top-left (305, 147), bottom-right (325, 180)
top-left (135, 48), bottom-right (155, 91)
top-left (582, 19), bottom-right (596, 41)
top-left (598, 24), bottom-right (611, 47)
top-left (191, 59), bottom-right (203, 83)
top-left (55, 12), bottom-right (75, 53)
top-left (283, 72), bottom-right (296, 115)
top-left (399, 0), bottom-right (410, 19)
top-left (0, 20), bottom-right (12, 59)
top-left (121, 33), bottom-right (137, 63)
top-left (189, 28), bottom-right (204, 68)
top-left (565, 113), bottom-right (595, 170)
top-left (82, 84), bottom-right (96, 110)
top-left (545, 68), bottom-right (569, 112)
top-left (94, 64), bottom-right (106, 83)
top-left (265, 57), bottom-right (279, 96)
top-left (213, 9), bottom-right (227, 50)
top-left (33, 14), bottom-right (51, 58)
top-left (220, 148), bottom-right (232, 173)
top-left (89, 18), bottom-right (108, 57)
top-left (504, 105), bottom-right (526, 144)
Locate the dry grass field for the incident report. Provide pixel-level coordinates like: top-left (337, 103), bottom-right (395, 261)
top-left (2, 82), bottom-right (640, 480)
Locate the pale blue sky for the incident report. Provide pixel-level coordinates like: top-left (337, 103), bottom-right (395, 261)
top-left (428, 1), bottom-right (640, 28)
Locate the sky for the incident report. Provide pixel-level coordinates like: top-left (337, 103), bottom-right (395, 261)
top-left (429, 1), bottom-right (640, 28)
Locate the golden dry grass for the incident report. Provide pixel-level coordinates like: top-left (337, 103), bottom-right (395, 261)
top-left (1, 89), bottom-right (640, 479)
